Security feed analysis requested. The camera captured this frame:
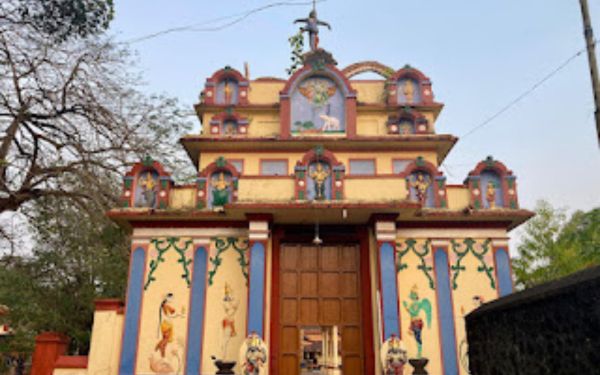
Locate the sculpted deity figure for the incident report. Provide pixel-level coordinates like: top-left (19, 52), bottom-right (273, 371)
top-left (403, 285), bottom-right (432, 358)
top-left (403, 79), bottom-right (415, 103)
top-left (309, 163), bottom-right (330, 200)
top-left (242, 332), bottom-right (267, 375)
top-left (410, 173), bottom-right (430, 204)
top-left (384, 334), bottom-right (407, 375)
top-left (138, 171), bottom-right (158, 208)
top-left (294, 9), bottom-right (331, 51)
top-left (212, 172), bottom-right (231, 208)
top-left (224, 80), bottom-right (233, 104)
top-left (486, 181), bottom-right (497, 209)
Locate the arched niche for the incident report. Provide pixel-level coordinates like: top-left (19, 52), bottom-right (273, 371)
top-left (465, 156), bottom-right (518, 209)
top-left (121, 158), bottom-right (173, 209)
top-left (386, 66), bottom-right (434, 106)
top-left (387, 109), bottom-right (429, 135)
top-left (208, 112), bottom-right (249, 136)
top-left (280, 65), bottom-right (357, 138)
top-left (294, 148), bottom-right (345, 201)
top-left (341, 61), bottom-right (395, 79)
top-left (197, 157), bottom-right (240, 210)
top-left (400, 157), bottom-right (447, 208)
top-left (202, 67), bottom-right (249, 106)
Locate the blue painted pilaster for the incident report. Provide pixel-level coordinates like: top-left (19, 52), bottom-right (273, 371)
top-left (247, 241), bottom-right (266, 337)
top-left (495, 248), bottom-right (514, 297)
top-left (434, 248), bottom-right (459, 375)
top-left (185, 246), bottom-right (208, 374)
top-left (119, 247), bottom-right (146, 375)
top-left (379, 242), bottom-right (400, 340)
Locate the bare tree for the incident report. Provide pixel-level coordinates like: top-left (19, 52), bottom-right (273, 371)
top-left (0, 5), bottom-right (192, 215)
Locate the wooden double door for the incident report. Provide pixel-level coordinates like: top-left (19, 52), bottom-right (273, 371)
top-left (278, 244), bottom-right (365, 375)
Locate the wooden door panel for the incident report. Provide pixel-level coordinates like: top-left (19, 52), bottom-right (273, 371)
top-left (278, 243), bottom-right (364, 375)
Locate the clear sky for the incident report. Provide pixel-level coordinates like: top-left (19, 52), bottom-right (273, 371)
top-left (109, 0), bottom-right (600, 216)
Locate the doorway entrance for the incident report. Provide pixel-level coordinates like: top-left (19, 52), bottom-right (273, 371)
top-left (277, 244), bottom-right (364, 375)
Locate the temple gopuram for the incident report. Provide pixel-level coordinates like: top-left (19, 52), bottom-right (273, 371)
top-left (35, 8), bottom-right (533, 375)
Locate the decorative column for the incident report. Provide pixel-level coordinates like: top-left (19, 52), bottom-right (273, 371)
top-left (374, 215), bottom-right (400, 340)
top-left (246, 214), bottom-right (272, 338)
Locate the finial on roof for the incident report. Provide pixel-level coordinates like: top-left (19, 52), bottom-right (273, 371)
top-left (294, 2), bottom-right (331, 51)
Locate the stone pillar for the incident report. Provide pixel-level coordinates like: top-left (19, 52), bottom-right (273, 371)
top-left (30, 332), bottom-right (68, 375)
top-left (332, 325), bottom-right (340, 370)
top-left (373, 216), bottom-right (401, 340)
top-left (246, 214), bottom-right (272, 338)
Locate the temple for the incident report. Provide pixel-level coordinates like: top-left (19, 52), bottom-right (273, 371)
top-left (39, 11), bottom-right (533, 375)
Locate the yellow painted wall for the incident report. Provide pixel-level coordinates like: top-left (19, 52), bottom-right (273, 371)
top-left (170, 187), bottom-right (195, 209)
top-left (352, 81), bottom-right (386, 104)
top-left (395, 238), bottom-right (443, 375)
top-left (248, 81), bottom-right (285, 104)
top-left (136, 238), bottom-right (195, 374)
top-left (87, 309), bottom-right (124, 375)
top-left (201, 237), bottom-right (250, 375)
top-left (446, 187), bottom-right (471, 210)
top-left (238, 179), bottom-right (295, 202)
top-left (344, 179), bottom-right (407, 201)
top-left (356, 114), bottom-right (387, 136)
top-left (54, 369), bottom-right (87, 375)
top-left (394, 232), bottom-right (509, 375)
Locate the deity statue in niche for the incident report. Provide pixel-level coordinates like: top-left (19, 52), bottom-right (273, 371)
top-left (220, 283), bottom-right (240, 360)
top-left (381, 334), bottom-right (408, 375)
top-left (240, 331), bottom-right (267, 375)
top-left (309, 162), bottom-right (331, 200)
top-left (398, 120), bottom-right (415, 135)
top-left (291, 76), bottom-right (345, 134)
top-left (211, 172), bottom-right (232, 209)
top-left (216, 79), bottom-right (239, 105)
top-left (403, 79), bottom-right (415, 104)
top-left (403, 285), bottom-right (432, 359)
top-left (409, 172), bottom-right (431, 205)
top-left (398, 78), bottom-right (421, 104)
top-left (223, 120), bottom-right (237, 135)
top-left (486, 181), bottom-right (497, 209)
top-left (135, 171), bottom-right (158, 208)
top-left (150, 292), bottom-right (186, 373)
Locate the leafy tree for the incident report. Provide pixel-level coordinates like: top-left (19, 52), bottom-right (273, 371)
top-left (2, 0), bottom-right (114, 41)
top-left (0, 3), bottom-right (193, 218)
top-left (513, 200), bottom-right (600, 289)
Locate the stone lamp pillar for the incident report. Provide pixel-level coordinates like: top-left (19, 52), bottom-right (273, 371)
top-left (409, 358), bottom-right (429, 374)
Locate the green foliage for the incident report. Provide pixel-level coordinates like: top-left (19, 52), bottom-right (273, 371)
top-left (14, 0), bottom-right (115, 41)
top-left (287, 30), bottom-right (305, 76)
top-left (513, 200), bottom-right (600, 289)
top-left (0, 196), bottom-right (129, 355)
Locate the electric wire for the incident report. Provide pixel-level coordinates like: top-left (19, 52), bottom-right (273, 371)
top-left (123, 0), bottom-right (326, 44)
top-left (460, 39), bottom-right (599, 140)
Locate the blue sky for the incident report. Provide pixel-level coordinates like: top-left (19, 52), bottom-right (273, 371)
top-left (110, 0), bottom-right (600, 215)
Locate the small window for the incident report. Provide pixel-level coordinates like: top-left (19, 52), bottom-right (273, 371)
top-left (260, 160), bottom-right (288, 176)
top-left (229, 160), bottom-right (244, 174)
top-left (349, 160), bottom-right (375, 175)
top-left (392, 160), bottom-right (411, 175)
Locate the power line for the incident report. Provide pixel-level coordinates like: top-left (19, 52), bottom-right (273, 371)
top-left (460, 40), bottom-right (599, 140)
top-left (122, 0), bottom-right (326, 44)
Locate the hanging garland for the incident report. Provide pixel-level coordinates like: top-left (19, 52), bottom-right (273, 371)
top-left (208, 237), bottom-right (250, 286)
top-left (144, 237), bottom-right (193, 290)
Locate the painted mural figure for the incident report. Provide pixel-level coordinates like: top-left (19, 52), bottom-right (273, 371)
top-left (294, 9), bottom-right (331, 51)
top-left (155, 293), bottom-right (185, 358)
top-left (383, 334), bottom-right (408, 375)
top-left (410, 173), bottom-right (431, 205)
top-left (309, 162), bottom-right (330, 200)
top-left (486, 181), bottom-right (497, 209)
top-left (403, 80), bottom-right (415, 104)
top-left (221, 283), bottom-right (240, 359)
top-left (403, 285), bottom-right (432, 358)
top-left (242, 332), bottom-right (267, 375)
top-left (211, 172), bottom-right (231, 208)
top-left (137, 171), bottom-right (158, 208)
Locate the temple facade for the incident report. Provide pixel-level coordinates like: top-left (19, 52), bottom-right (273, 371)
top-left (44, 34), bottom-right (532, 375)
